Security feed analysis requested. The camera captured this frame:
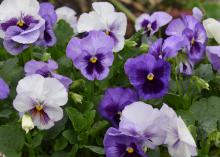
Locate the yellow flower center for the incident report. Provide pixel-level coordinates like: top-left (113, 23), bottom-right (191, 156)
top-left (147, 73), bottom-right (154, 81)
top-left (126, 147), bottom-right (134, 154)
top-left (35, 105), bottom-right (43, 111)
top-left (17, 20), bottom-right (25, 27)
top-left (191, 38), bottom-right (195, 45)
top-left (90, 57), bottom-right (97, 63)
top-left (106, 30), bottom-right (110, 35)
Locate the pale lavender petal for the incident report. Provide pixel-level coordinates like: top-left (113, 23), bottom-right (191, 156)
top-left (193, 7), bottom-right (203, 22)
top-left (0, 78), bottom-right (10, 99)
top-left (206, 46), bottom-right (220, 73)
top-left (166, 18), bottom-right (185, 36)
top-left (151, 11), bottom-right (172, 27)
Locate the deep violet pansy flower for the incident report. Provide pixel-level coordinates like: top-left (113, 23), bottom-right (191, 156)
top-left (24, 59), bottom-right (72, 89)
top-left (166, 15), bottom-right (207, 62)
top-left (77, 2), bottom-right (127, 52)
top-left (206, 46), bottom-right (220, 74)
top-left (66, 30), bottom-right (114, 81)
top-left (135, 12), bottom-right (172, 37)
top-left (13, 74), bottom-right (68, 130)
top-left (124, 54), bottom-right (171, 100)
top-left (99, 87), bottom-right (138, 127)
top-left (37, 2), bottom-right (57, 47)
top-left (104, 127), bottom-right (148, 157)
top-left (119, 102), bottom-right (166, 149)
top-left (149, 36), bottom-right (185, 59)
top-left (0, 0), bottom-right (45, 55)
top-left (0, 78), bottom-right (10, 99)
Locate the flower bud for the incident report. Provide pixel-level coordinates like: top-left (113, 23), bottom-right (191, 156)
top-left (22, 114), bottom-right (34, 134)
top-left (70, 92), bottom-right (83, 104)
top-left (191, 76), bottom-right (209, 90)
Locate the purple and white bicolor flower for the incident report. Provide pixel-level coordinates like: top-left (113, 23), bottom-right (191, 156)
top-left (160, 104), bottom-right (197, 157)
top-left (206, 46), bottom-right (220, 74)
top-left (135, 12), bottom-right (172, 37)
top-left (66, 30), bottom-right (114, 81)
top-left (149, 36), bottom-right (185, 59)
top-left (13, 74), bottom-right (68, 130)
top-left (0, 78), bottom-right (10, 99)
top-left (56, 6), bottom-right (78, 33)
top-left (24, 59), bottom-right (72, 89)
top-left (0, 0), bottom-right (45, 55)
top-left (125, 54), bottom-right (171, 100)
top-left (179, 60), bottom-right (194, 76)
top-left (119, 101), bottom-right (166, 149)
top-left (77, 2), bottom-right (127, 52)
top-left (36, 2), bottom-right (57, 47)
top-left (104, 127), bottom-right (148, 157)
top-left (166, 15), bottom-right (207, 62)
top-left (99, 87), bottom-right (138, 127)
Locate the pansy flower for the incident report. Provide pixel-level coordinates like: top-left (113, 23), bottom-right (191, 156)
top-left (135, 12), bottom-right (172, 37)
top-left (0, 78), bottom-right (10, 99)
top-left (124, 54), bottom-right (171, 100)
top-left (0, 0), bottom-right (45, 55)
top-left (179, 60), bottom-right (194, 76)
top-left (99, 87), bottom-right (138, 127)
top-left (36, 2), bottom-right (57, 47)
top-left (166, 15), bottom-right (207, 62)
top-left (206, 46), bottom-right (220, 74)
top-left (149, 36), bottom-right (185, 59)
top-left (160, 104), bottom-right (197, 157)
top-left (104, 127), bottom-right (148, 157)
top-left (24, 59), bottom-right (72, 89)
top-left (77, 2), bottom-right (127, 52)
top-left (56, 6), bottom-right (78, 33)
top-left (13, 74), bottom-right (68, 130)
top-left (66, 30), bottom-right (114, 80)
top-left (119, 101), bottom-right (166, 149)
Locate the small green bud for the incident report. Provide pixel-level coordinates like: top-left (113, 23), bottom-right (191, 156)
top-left (70, 92), bottom-right (83, 104)
top-left (42, 53), bottom-right (51, 61)
top-left (191, 76), bottom-right (209, 90)
top-left (70, 79), bottom-right (85, 91)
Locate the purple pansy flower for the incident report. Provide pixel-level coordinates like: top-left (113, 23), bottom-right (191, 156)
top-left (206, 46), bottom-right (220, 73)
top-left (135, 12), bottom-right (172, 37)
top-left (66, 31), bottom-right (114, 81)
top-left (124, 54), bottom-right (171, 100)
top-left (166, 15), bottom-right (207, 62)
top-left (0, 78), bottom-right (10, 99)
top-left (0, 0), bottom-right (45, 55)
top-left (179, 60), bottom-right (194, 76)
top-left (119, 102), bottom-right (166, 149)
top-left (24, 60), bottom-right (72, 89)
top-left (99, 87), bottom-right (138, 127)
top-left (149, 36), bottom-right (185, 59)
top-left (13, 74), bottom-right (68, 130)
top-left (36, 3), bottom-right (57, 47)
top-left (104, 127), bottom-right (148, 157)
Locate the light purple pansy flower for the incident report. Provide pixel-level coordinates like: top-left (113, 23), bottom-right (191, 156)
top-left (124, 54), bottom-right (171, 100)
top-left (192, 7), bottom-right (203, 22)
top-left (166, 15), bottom-right (207, 62)
top-left (77, 2), bottom-right (127, 52)
top-left (119, 101), bottom-right (166, 149)
top-left (135, 12), bottom-right (172, 37)
top-left (149, 36), bottom-right (185, 59)
top-left (24, 59), bottom-right (72, 89)
top-left (0, 78), bottom-right (10, 99)
top-left (160, 104), bottom-right (197, 157)
top-left (104, 127), bottom-right (148, 157)
top-left (13, 74), bottom-right (68, 130)
top-left (99, 87), bottom-right (138, 127)
top-left (36, 2), bottom-right (57, 47)
top-left (179, 60), bottom-right (194, 76)
top-left (0, 0), bottom-right (45, 55)
top-left (206, 46), bottom-right (220, 73)
top-left (66, 30), bottom-right (114, 81)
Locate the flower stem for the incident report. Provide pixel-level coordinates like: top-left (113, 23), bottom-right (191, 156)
top-left (110, 0), bottom-right (136, 22)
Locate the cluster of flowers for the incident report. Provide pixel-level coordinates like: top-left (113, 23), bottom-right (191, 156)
top-left (0, 0), bottom-right (220, 156)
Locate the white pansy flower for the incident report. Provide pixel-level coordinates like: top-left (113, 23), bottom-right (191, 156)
top-left (203, 18), bottom-right (220, 44)
top-left (13, 74), bottom-right (68, 130)
top-left (77, 2), bottom-right (127, 52)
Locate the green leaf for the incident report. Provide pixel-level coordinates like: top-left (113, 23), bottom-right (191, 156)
top-left (32, 132), bottom-right (44, 148)
top-left (0, 109), bottom-right (12, 118)
top-left (83, 145), bottom-right (105, 155)
top-left (0, 124), bottom-right (25, 157)
top-left (190, 96), bottom-right (220, 133)
top-left (54, 136), bottom-right (68, 151)
top-left (176, 110), bottom-right (196, 126)
top-left (62, 129), bottom-right (77, 144)
top-left (194, 64), bottom-right (213, 81)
